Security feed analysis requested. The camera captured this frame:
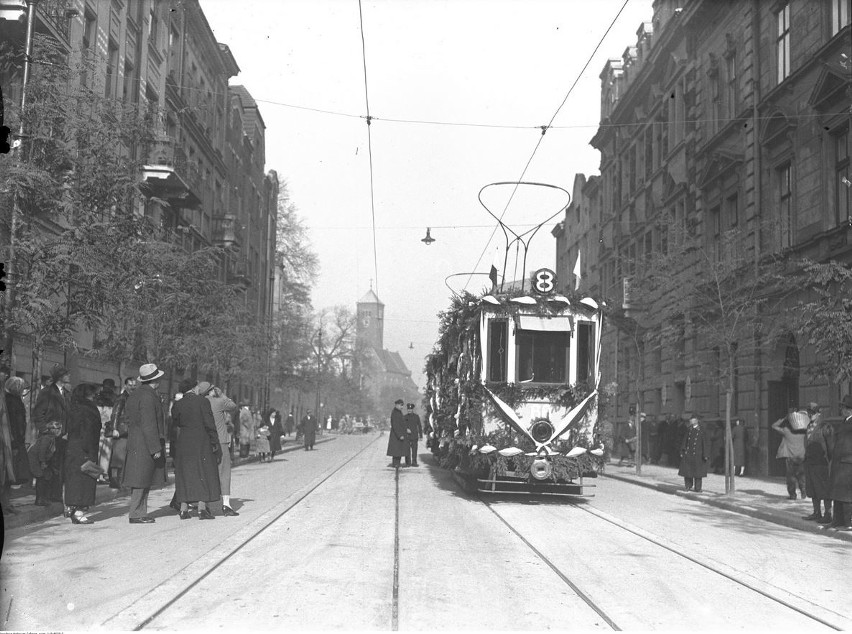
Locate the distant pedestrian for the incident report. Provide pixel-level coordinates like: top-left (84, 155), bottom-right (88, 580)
top-left (123, 364), bottom-right (167, 524)
top-left (256, 419), bottom-right (271, 462)
top-left (32, 364), bottom-right (71, 505)
top-left (300, 409), bottom-right (317, 451)
top-left (172, 379), bottom-right (221, 521)
top-left (802, 403), bottom-right (832, 524)
top-left (63, 383), bottom-right (102, 524)
top-left (387, 399), bottom-right (407, 469)
top-left (239, 403), bottom-right (253, 458)
top-left (732, 418), bottom-right (746, 476)
top-left (617, 415), bottom-right (636, 466)
top-left (108, 377), bottom-right (136, 488)
top-left (647, 414), bottom-right (661, 465)
top-left (678, 414), bottom-right (709, 492)
top-left (825, 394), bottom-right (852, 532)
top-left (268, 409), bottom-right (283, 458)
top-left (284, 410), bottom-right (295, 436)
top-left (771, 408), bottom-right (807, 500)
top-left (5, 377), bottom-right (30, 486)
top-left (404, 403), bottom-right (423, 467)
top-left (205, 385), bottom-right (239, 516)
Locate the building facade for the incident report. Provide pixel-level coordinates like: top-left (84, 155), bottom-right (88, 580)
top-left (554, 0), bottom-right (851, 476)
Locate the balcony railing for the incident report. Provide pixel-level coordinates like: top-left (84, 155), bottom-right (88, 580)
top-left (36, 0), bottom-right (71, 41)
top-left (144, 137), bottom-right (202, 201)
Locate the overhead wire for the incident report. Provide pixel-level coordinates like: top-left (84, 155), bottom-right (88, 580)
top-left (358, 0), bottom-right (380, 299)
top-left (463, 0), bottom-right (632, 292)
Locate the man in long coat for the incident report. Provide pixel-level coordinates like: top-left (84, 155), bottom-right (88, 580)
top-left (205, 384), bottom-right (239, 516)
top-left (826, 394), bottom-right (852, 531)
top-left (387, 399), bottom-right (407, 469)
top-left (31, 364), bottom-right (71, 504)
top-left (802, 403), bottom-right (832, 524)
top-left (678, 414), bottom-right (708, 492)
top-left (301, 409), bottom-right (317, 450)
top-left (403, 403), bottom-right (423, 467)
top-left (172, 380), bottom-right (221, 520)
top-left (108, 377), bottom-right (136, 488)
top-left (123, 364), bottom-right (166, 524)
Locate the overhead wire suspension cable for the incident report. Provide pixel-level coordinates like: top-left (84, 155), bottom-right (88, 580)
top-left (359, 0), bottom-right (380, 298)
top-left (464, 0), bottom-right (631, 292)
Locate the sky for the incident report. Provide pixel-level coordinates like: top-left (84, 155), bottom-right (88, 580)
top-left (201, 0), bottom-right (654, 389)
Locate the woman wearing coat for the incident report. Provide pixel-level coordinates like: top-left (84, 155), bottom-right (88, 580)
top-left (678, 414), bottom-right (709, 492)
top-left (268, 410), bottom-right (284, 458)
top-left (172, 380), bottom-right (221, 520)
top-left (5, 377), bottom-right (30, 485)
top-left (63, 383), bottom-right (102, 524)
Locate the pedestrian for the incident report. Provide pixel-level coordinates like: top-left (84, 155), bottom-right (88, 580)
top-left (5, 377), bottom-right (31, 486)
top-left (0, 382), bottom-right (17, 515)
top-left (656, 415), bottom-right (668, 465)
top-left (108, 377), bottom-right (136, 488)
top-left (824, 394), bottom-right (852, 532)
top-left (617, 414), bottom-right (636, 466)
top-left (300, 409), bottom-right (317, 451)
top-left (239, 403), bottom-right (253, 458)
top-left (172, 379), bottom-right (221, 521)
top-left (95, 379), bottom-right (116, 483)
top-left (63, 383), bottom-right (103, 524)
top-left (256, 417), bottom-right (271, 462)
top-left (205, 384), bottom-right (239, 517)
top-left (28, 420), bottom-right (62, 507)
top-left (802, 403), bottom-right (833, 524)
top-left (268, 410), bottom-right (284, 458)
top-left (708, 421), bottom-right (725, 475)
top-left (678, 413), bottom-right (709, 492)
top-left (404, 403), bottom-right (423, 467)
top-left (732, 418), bottom-right (746, 476)
top-left (387, 399), bottom-right (407, 469)
top-left (31, 364), bottom-right (71, 507)
top-left (123, 363), bottom-right (167, 524)
top-left (771, 408), bottom-right (807, 500)
top-left (647, 414), bottom-right (661, 465)
top-left (285, 410), bottom-right (295, 436)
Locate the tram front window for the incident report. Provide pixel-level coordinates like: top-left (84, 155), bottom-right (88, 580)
top-left (516, 330), bottom-right (570, 383)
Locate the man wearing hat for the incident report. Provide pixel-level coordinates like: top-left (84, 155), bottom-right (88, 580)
top-left (803, 402), bottom-right (833, 524)
top-left (825, 395), bottom-right (852, 531)
top-left (386, 399), bottom-right (407, 469)
top-left (123, 363), bottom-right (166, 524)
top-left (32, 364), bottom-right (72, 504)
top-left (403, 403), bottom-right (423, 467)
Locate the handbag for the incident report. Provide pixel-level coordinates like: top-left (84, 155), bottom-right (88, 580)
top-left (80, 459), bottom-right (105, 480)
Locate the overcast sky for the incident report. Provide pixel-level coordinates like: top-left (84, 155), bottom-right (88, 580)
top-left (201, 0), bottom-right (653, 388)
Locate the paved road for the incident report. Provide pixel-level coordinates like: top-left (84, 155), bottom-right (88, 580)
top-left (1, 435), bottom-right (849, 631)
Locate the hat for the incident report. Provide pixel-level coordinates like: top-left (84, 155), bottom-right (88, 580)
top-left (50, 364), bottom-right (70, 383)
top-left (196, 381), bottom-right (213, 396)
top-left (806, 401), bottom-right (820, 413)
top-left (639, 412), bottom-right (647, 419)
top-left (138, 363), bottom-right (165, 383)
top-left (394, 399), bottom-right (404, 405)
top-left (841, 394), bottom-right (852, 410)
top-left (102, 378), bottom-right (116, 389)
top-left (407, 403), bottom-right (415, 410)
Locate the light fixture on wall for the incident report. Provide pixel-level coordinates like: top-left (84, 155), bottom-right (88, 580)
top-left (421, 227), bottom-right (435, 245)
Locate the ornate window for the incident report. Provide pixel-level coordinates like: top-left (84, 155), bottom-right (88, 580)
top-left (776, 3), bottom-right (791, 84)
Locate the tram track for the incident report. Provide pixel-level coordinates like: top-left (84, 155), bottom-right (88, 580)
top-left (479, 495), bottom-right (849, 631)
top-left (102, 434), bottom-right (382, 631)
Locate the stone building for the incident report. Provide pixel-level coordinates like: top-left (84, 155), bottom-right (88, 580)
top-left (0, 0), bottom-right (278, 406)
top-left (553, 0), bottom-right (851, 476)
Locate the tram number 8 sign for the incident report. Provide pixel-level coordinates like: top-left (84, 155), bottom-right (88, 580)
top-left (531, 268), bottom-right (557, 295)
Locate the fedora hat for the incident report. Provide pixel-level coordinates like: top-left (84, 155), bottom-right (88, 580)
top-left (196, 381), bottom-right (213, 396)
top-left (138, 363), bottom-right (165, 383)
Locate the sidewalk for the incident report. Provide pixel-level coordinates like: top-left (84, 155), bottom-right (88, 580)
top-left (1, 435), bottom-right (337, 531)
top-left (602, 461), bottom-right (852, 544)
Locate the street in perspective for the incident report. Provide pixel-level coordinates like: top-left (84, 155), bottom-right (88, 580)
top-left (1, 0), bottom-right (851, 631)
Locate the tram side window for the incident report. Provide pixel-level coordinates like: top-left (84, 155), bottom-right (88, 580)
top-left (516, 330), bottom-right (570, 384)
top-left (487, 320), bottom-right (508, 382)
top-left (577, 322), bottom-right (596, 384)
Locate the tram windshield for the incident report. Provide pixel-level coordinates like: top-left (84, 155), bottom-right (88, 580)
top-left (516, 330), bottom-right (570, 383)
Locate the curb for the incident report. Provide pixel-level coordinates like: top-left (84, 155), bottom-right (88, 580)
top-left (601, 471), bottom-right (852, 544)
top-left (1, 435), bottom-right (338, 531)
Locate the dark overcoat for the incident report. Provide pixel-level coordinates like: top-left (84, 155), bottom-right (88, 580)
top-left (301, 414), bottom-right (317, 446)
top-left (122, 383), bottom-right (166, 489)
top-left (269, 413), bottom-right (284, 452)
top-left (805, 416), bottom-right (832, 499)
top-left (678, 423), bottom-right (709, 478)
top-left (172, 392), bottom-right (221, 503)
top-left (64, 398), bottom-right (102, 507)
top-left (404, 412), bottom-right (423, 441)
top-left (387, 408), bottom-right (407, 457)
top-left (731, 423), bottom-right (746, 468)
top-left (32, 384), bottom-right (69, 435)
top-left (828, 417), bottom-right (852, 503)
top-left (285, 414), bottom-right (295, 435)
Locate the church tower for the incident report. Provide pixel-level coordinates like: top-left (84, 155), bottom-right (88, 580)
top-left (356, 286), bottom-right (384, 351)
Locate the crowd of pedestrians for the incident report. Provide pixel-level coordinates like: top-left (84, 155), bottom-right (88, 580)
top-left (0, 362), bottom-right (310, 523)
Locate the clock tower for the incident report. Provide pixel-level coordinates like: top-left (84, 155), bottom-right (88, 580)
top-left (356, 287), bottom-right (384, 351)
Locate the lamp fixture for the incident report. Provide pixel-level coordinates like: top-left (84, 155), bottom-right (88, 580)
top-left (421, 227), bottom-right (435, 245)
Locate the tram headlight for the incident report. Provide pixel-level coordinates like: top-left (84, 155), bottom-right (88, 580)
top-left (530, 458), bottom-right (552, 481)
top-left (530, 419), bottom-right (555, 443)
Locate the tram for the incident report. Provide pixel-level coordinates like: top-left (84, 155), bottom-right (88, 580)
top-left (424, 270), bottom-right (606, 497)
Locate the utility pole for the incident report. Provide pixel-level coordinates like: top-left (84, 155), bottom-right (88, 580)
top-left (2, 0), bottom-right (37, 370)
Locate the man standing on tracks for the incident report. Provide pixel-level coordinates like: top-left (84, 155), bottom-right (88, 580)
top-left (404, 403), bottom-right (423, 467)
top-left (387, 399), bottom-right (407, 469)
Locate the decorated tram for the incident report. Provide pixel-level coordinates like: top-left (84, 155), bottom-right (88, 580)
top-left (424, 270), bottom-right (606, 497)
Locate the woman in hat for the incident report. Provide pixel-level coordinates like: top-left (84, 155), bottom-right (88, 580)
top-left (63, 383), bottom-right (102, 524)
top-left (678, 414), bottom-right (709, 492)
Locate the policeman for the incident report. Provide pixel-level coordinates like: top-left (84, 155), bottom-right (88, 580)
top-left (404, 403), bottom-right (423, 467)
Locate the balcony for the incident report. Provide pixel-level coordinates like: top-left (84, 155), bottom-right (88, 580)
top-left (142, 138), bottom-right (201, 207)
top-left (36, 0), bottom-right (73, 42)
top-left (213, 213), bottom-right (244, 249)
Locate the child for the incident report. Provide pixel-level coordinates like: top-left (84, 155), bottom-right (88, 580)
top-left (256, 421), bottom-right (271, 462)
top-left (28, 420), bottom-right (62, 506)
